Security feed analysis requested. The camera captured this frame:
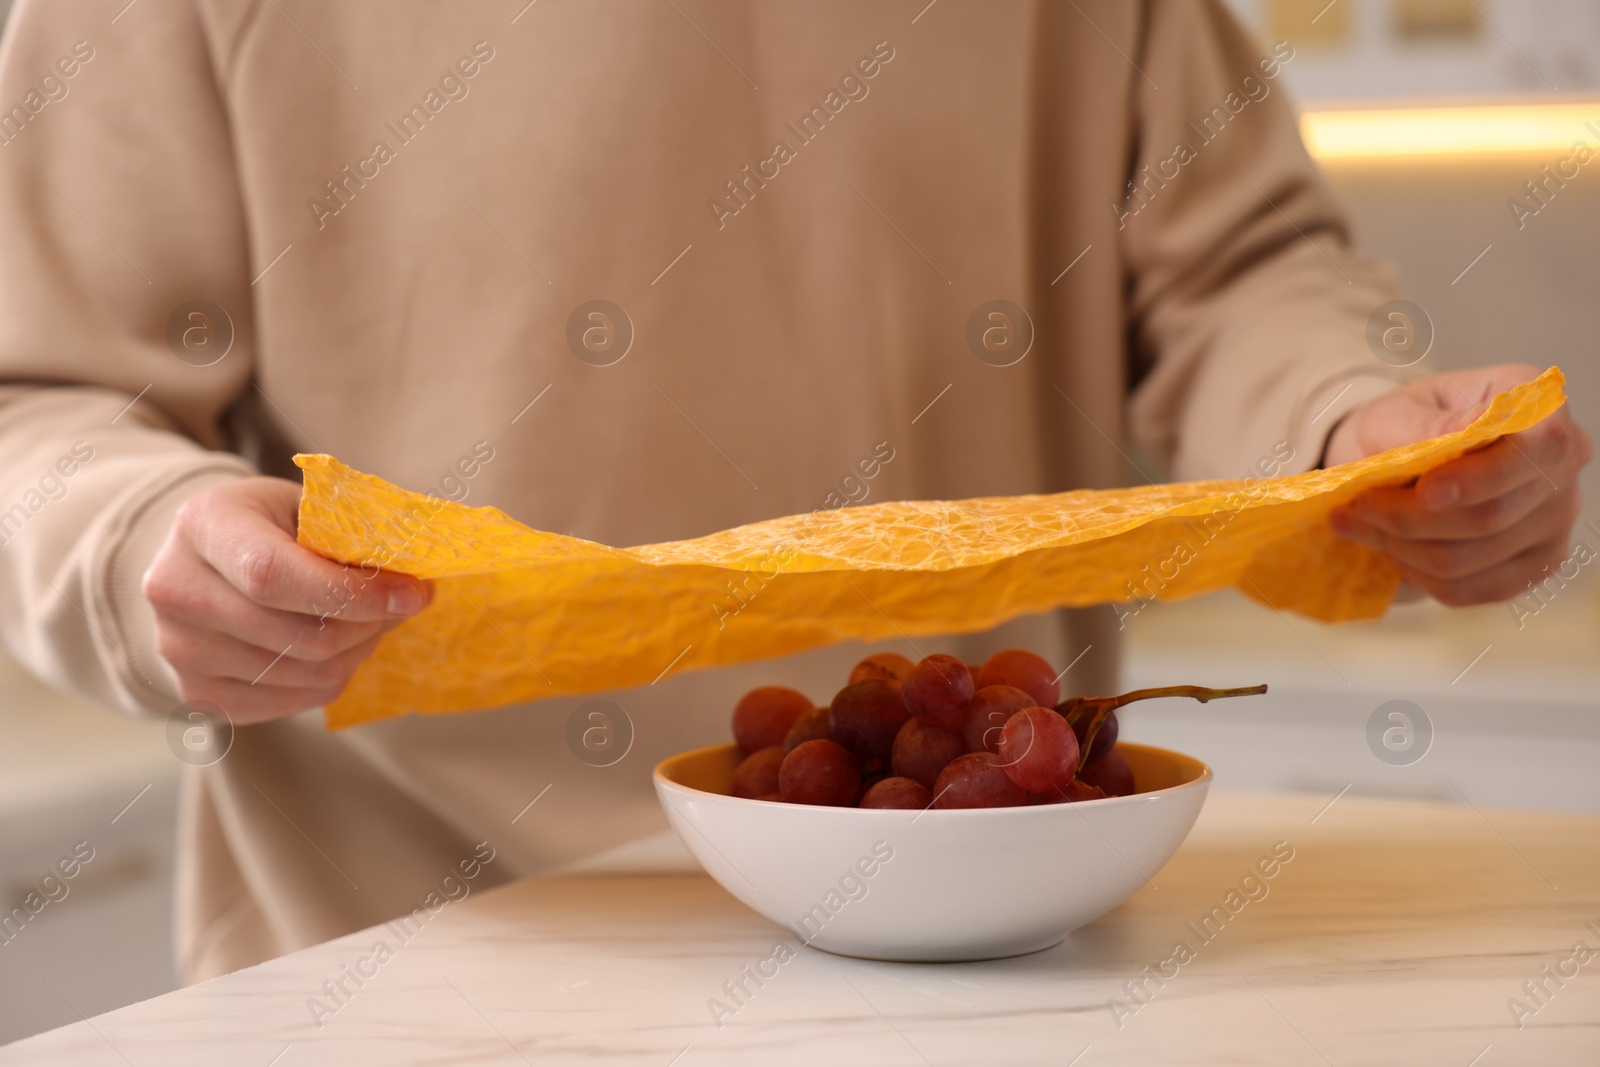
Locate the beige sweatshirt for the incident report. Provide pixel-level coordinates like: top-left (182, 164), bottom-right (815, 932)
top-left (0, 0), bottom-right (1402, 980)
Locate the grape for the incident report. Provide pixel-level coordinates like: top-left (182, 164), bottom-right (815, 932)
top-left (1032, 779), bottom-right (1107, 804)
top-left (962, 685), bottom-right (1035, 754)
top-left (829, 679), bottom-right (909, 765)
top-left (856, 768), bottom-right (890, 797)
top-left (732, 745), bottom-right (785, 798)
top-left (860, 777), bottom-right (934, 809)
top-left (976, 649), bottom-right (1059, 710)
top-left (783, 706), bottom-right (832, 753)
top-left (933, 752), bottom-right (1028, 808)
top-left (1063, 703), bottom-right (1119, 765)
top-left (848, 652), bottom-right (915, 685)
top-left (733, 686), bottom-right (813, 755)
top-left (901, 654), bottom-right (974, 728)
top-left (778, 740), bottom-right (860, 806)
top-left (890, 718), bottom-right (967, 789)
top-left (1087, 710), bottom-right (1118, 765)
top-left (1078, 747), bottom-right (1135, 797)
top-left (996, 707), bottom-right (1080, 793)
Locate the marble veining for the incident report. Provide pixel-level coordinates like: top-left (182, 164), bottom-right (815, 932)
top-left (3, 792), bottom-right (1597, 1065)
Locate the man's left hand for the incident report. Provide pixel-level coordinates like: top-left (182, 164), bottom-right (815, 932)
top-left (1324, 364), bottom-right (1591, 606)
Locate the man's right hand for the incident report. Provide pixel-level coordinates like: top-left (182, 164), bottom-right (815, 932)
top-left (142, 476), bottom-right (433, 725)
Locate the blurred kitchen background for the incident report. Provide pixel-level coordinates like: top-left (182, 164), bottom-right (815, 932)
top-left (2, 0), bottom-right (1598, 1045)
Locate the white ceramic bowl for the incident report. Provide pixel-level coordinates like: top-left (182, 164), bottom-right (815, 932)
top-left (653, 741), bottom-right (1211, 961)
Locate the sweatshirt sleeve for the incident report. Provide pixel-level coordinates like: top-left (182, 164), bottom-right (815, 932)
top-left (1121, 0), bottom-right (1412, 481)
top-left (0, 0), bottom-right (258, 718)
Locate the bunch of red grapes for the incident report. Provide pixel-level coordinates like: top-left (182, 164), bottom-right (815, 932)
top-left (729, 649), bottom-right (1135, 809)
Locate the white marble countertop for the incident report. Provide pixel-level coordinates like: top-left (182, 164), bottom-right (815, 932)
top-left (5, 790), bottom-right (1597, 1066)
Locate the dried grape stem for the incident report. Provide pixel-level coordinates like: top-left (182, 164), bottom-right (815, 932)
top-left (1104, 684), bottom-right (1268, 709)
top-left (1074, 684), bottom-right (1268, 769)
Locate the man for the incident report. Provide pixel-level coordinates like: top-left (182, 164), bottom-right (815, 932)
top-left (0, 0), bottom-right (1585, 979)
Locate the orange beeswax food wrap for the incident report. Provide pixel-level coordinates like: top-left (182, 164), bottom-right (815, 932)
top-left (296, 368), bottom-right (1566, 729)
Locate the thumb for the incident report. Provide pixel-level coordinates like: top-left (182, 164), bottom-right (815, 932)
top-left (1395, 382), bottom-right (1482, 443)
top-left (1431, 404), bottom-right (1479, 439)
top-left (1353, 388), bottom-right (1469, 456)
top-left (193, 478), bottom-right (433, 621)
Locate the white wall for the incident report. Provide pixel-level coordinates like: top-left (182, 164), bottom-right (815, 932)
top-left (0, 658), bottom-right (179, 1045)
top-left (1224, 0), bottom-right (1600, 100)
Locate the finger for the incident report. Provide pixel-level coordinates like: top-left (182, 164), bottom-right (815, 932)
top-left (1397, 532), bottom-right (1572, 608)
top-left (1414, 416), bottom-right (1576, 510)
top-left (148, 555), bottom-right (394, 661)
top-left (176, 675), bottom-right (351, 727)
top-left (1343, 475), bottom-right (1551, 542)
top-left (182, 491), bottom-right (431, 621)
top-left (158, 621), bottom-right (384, 689)
top-left (1355, 490), bottom-right (1577, 583)
top-left (1327, 507), bottom-right (1385, 550)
